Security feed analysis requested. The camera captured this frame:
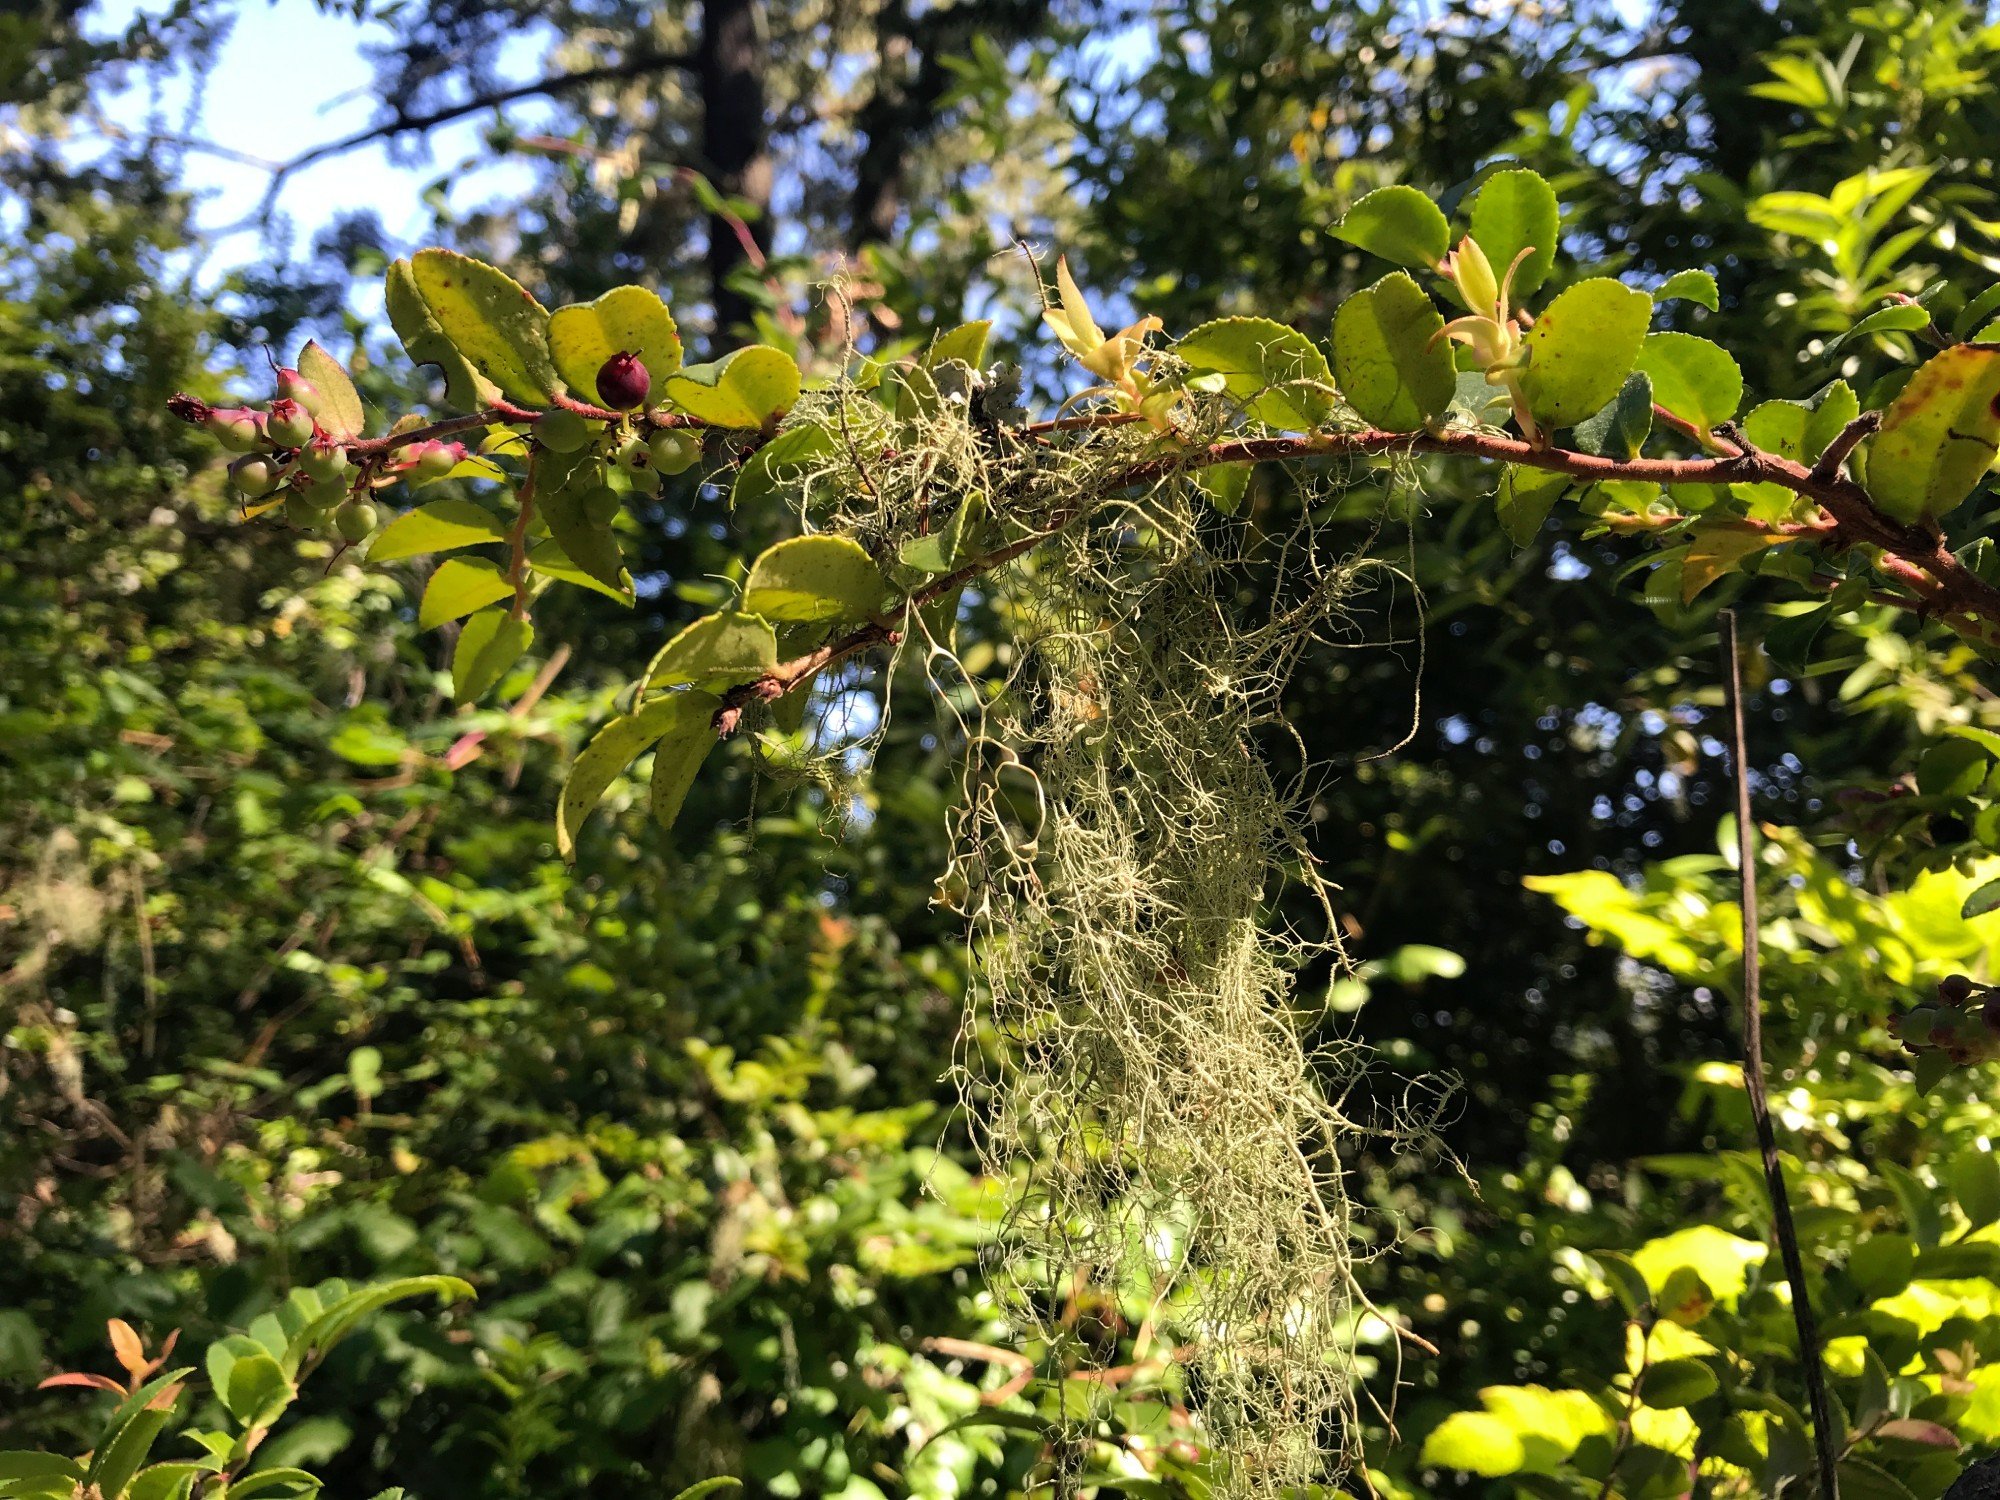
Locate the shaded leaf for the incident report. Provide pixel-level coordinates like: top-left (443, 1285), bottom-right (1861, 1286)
top-left (452, 610), bottom-right (533, 706)
top-left (1332, 271), bottom-right (1454, 431)
top-left (1573, 372), bottom-right (1653, 460)
top-left (1330, 185), bottom-right (1450, 272)
top-left (1497, 466), bottom-right (1568, 547)
top-left (558, 692), bottom-right (721, 856)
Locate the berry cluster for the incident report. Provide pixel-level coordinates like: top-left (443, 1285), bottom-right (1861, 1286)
top-left (1889, 972), bottom-right (2000, 1066)
top-left (170, 365), bottom-right (468, 545)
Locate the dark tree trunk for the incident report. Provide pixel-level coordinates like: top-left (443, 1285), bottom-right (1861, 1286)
top-left (697, 0), bottom-right (771, 343)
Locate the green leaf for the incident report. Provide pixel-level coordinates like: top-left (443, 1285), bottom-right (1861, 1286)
top-left (1330, 185), bottom-right (1450, 273)
top-left (385, 258), bottom-right (498, 412)
top-left (1519, 278), bottom-right (1653, 430)
top-left (666, 1482), bottom-right (742, 1500)
top-left (1636, 332), bottom-right (1743, 434)
top-left (537, 447), bottom-right (629, 598)
top-left (1733, 382), bottom-right (1860, 519)
top-left (1449, 369), bottom-right (1510, 426)
top-left (548, 285), bottom-right (683, 406)
top-left (1497, 465), bottom-right (1568, 547)
top-left (222, 1352), bottom-right (291, 1426)
top-left (641, 611), bottom-right (779, 692)
top-left (914, 1409), bottom-right (1054, 1456)
top-left (1955, 283), bottom-right (2000, 341)
top-left (86, 1369), bottom-right (193, 1500)
top-left (732, 423), bottom-right (836, 511)
top-left (125, 1463), bottom-right (208, 1500)
top-left (1419, 1412), bottom-right (1525, 1477)
top-left (1962, 877), bottom-right (2000, 920)
top-left (742, 535), bottom-right (883, 623)
top-left (1174, 316), bottom-right (1335, 431)
top-left (281, 1277), bottom-right (475, 1377)
top-left (1195, 462), bottom-right (1252, 515)
top-left (1828, 302), bottom-right (1932, 354)
top-left (665, 346), bottom-right (801, 428)
top-left (558, 692), bottom-right (721, 857)
top-left (1870, 344), bottom-right (2000, 523)
top-left (1467, 168), bottom-right (1559, 300)
top-left (1681, 523), bottom-right (1782, 603)
top-left (409, 249), bottom-right (559, 405)
top-left (1653, 269), bottom-right (1720, 311)
top-left (419, 557), bottom-right (512, 629)
top-left (1573, 372), bottom-right (1654, 460)
top-left (220, 1469), bottom-right (322, 1500)
top-left (1332, 271), bottom-right (1454, 432)
top-left (1948, 1147), bottom-right (2000, 1231)
top-left (368, 499), bottom-right (509, 563)
top-left (652, 703), bottom-right (721, 833)
top-left (1916, 739), bottom-right (1987, 798)
top-left (925, 320), bottom-right (991, 369)
top-left (296, 342), bottom-right (365, 440)
top-left (897, 492), bottom-right (986, 575)
top-left (1910, 1050), bottom-right (1957, 1096)
top-left (1639, 1357), bottom-right (1718, 1409)
top-left (0, 1459), bottom-right (82, 1486)
top-left (452, 610), bottom-right (533, 706)
top-left (525, 540), bottom-right (636, 605)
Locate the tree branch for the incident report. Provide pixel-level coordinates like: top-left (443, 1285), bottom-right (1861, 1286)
top-left (706, 419), bottom-right (2000, 733)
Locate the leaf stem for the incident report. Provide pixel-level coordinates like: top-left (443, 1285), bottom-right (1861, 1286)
top-left (1719, 607), bottom-right (1839, 1500)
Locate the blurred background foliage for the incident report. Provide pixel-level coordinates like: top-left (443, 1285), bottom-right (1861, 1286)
top-left (11, 0), bottom-right (2000, 1495)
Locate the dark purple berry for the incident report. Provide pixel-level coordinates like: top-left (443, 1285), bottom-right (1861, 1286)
top-left (1941, 973), bottom-right (1976, 1007)
top-left (595, 351), bottom-right (651, 410)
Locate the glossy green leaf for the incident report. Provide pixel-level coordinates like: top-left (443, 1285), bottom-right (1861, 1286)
top-left (898, 492), bottom-right (986, 575)
top-left (558, 691), bottom-right (721, 856)
top-left (123, 1463), bottom-right (207, 1500)
top-left (296, 342), bottom-right (365, 439)
top-left (1955, 283), bottom-right (2000, 340)
top-left (1573, 372), bottom-right (1653, 460)
top-left (1467, 168), bottom-right (1559, 300)
top-left (1965, 877), bottom-right (2000, 921)
top-left (384, 258), bottom-right (497, 412)
top-left (641, 611), bottom-right (779, 692)
top-left (419, 557), bottom-right (512, 629)
top-left (1332, 271), bottom-right (1453, 431)
top-left (219, 1469), bottom-right (322, 1500)
top-left (925, 320), bottom-right (991, 369)
top-left (1653, 269), bottom-right (1720, 311)
top-left (452, 610), bottom-right (533, 706)
top-left (1519, 279), bottom-right (1652, 430)
top-left (1330, 185), bottom-right (1450, 273)
top-left (1828, 301), bottom-right (1932, 354)
top-left (368, 499), bottom-right (508, 563)
top-left (548, 285), bottom-right (683, 406)
top-left (1870, 344), bottom-right (2000, 523)
top-left (537, 447), bottom-right (629, 598)
top-left (665, 346), bottom-right (801, 428)
top-left (742, 535), bottom-right (883, 623)
top-left (1175, 316), bottom-right (1335, 431)
top-left (1640, 1357), bottom-right (1718, 1409)
top-left (1948, 1147), bottom-right (2000, 1231)
top-left (1636, 332), bottom-right (1742, 434)
top-left (409, 250), bottom-right (559, 405)
top-left (281, 1277), bottom-right (475, 1377)
top-left (1497, 466), bottom-right (1568, 547)
top-left (222, 1352), bottom-right (291, 1426)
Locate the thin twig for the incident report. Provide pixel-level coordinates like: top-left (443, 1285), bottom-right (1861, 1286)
top-left (1719, 608), bottom-right (1839, 1500)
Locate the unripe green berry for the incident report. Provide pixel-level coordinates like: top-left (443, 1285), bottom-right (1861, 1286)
top-left (625, 465), bottom-right (662, 496)
top-left (276, 367), bottom-right (317, 404)
top-left (582, 484), bottom-right (624, 526)
top-left (300, 442), bottom-right (350, 482)
top-left (266, 399), bottom-right (316, 449)
top-left (412, 444), bottom-right (458, 482)
top-left (613, 435), bottom-right (650, 471)
top-left (303, 475), bottom-right (350, 509)
top-left (649, 428), bottom-right (700, 474)
top-left (285, 494), bottom-right (331, 529)
top-left (208, 410), bottom-right (263, 452)
top-left (230, 455), bottom-right (283, 498)
top-left (334, 499), bottom-right (380, 543)
top-left (536, 409), bottom-right (592, 454)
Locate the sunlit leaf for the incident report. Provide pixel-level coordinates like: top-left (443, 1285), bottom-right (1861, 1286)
top-left (548, 285), bottom-right (683, 406)
top-left (409, 250), bottom-right (559, 405)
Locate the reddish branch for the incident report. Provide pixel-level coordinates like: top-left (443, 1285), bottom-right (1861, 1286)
top-left (706, 414), bottom-right (2000, 733)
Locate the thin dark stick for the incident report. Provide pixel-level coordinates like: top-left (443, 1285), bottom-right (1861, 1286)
top-left (1719, 609), bottom-right (1840, 1500)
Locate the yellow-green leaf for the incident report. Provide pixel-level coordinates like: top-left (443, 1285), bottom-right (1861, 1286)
top-left (641, 611), bottom-right (779, 692)
top-left (296, 341), bottom-right (365, 439)
top-left (1175, 316), bottom-right (1335, 431)
top-left (536, 447), bottom-right (629, 598)
top-left (1331, 271), bottom-right (1453, 432)
top-left (651, 707), bottom-right (720, 833)
top-left (1330, 185), bottom-right (1450, 273)
top-left (410, 249), bottom-right (559, 405)
top-left (1519, 278), bottom-right (1652, 430)
top-left (742, 535), bottom-right (883, 623)
top-left (548, 285), bottom-right (683, 407)
top-left (1467, 168), bottom-right (1559, 300)
top-left (664, 346), bottom-right (801, 428)
top-left (385, 258), bottom-right (499, 413)
top-left (368, 499), bottom-right (509, 562)
top-left (1680, 525), bottom-right (1782, 603)
top-left (1869, 344), bottom-right (2000, 524)
top-left (419, 557), bottom-right (513, 629)
top-left (453, 608), bottom-right (532, 705)
top-left (558, 691), bottom-right (720, 857)
top-left (925, 320), bottom-right (991, 369)
top-left (1635, 332), bottom-right (1742, 434)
